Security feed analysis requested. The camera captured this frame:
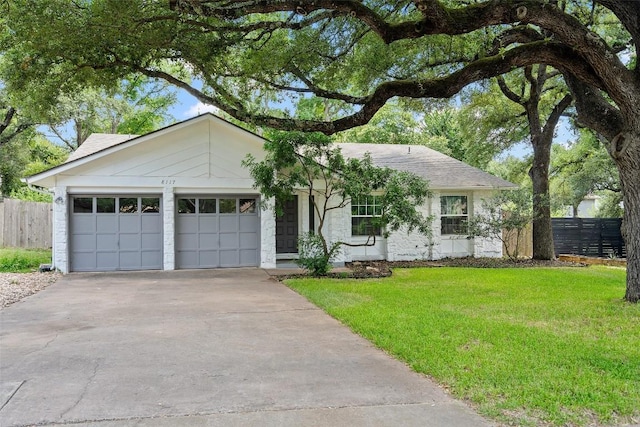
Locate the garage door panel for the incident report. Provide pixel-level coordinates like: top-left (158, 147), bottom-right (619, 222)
top-left (72, 216), bottom-right (96, 233)
top-left (141, 233), bottom-right (162, 250)
top-left (198, 250), bottom-right (219, 267)
top-left (240, 249), bottom-right (258, 265)
top-left (120, 234), bottom-right (141, 251)
top-left (178, 217), bottom-right (198, 233)
top-left (141, 251), bottom-right (162, 268)
top-left (198, 217), bottom-right (218, 232)
top-left (73, 253), bottom-right (96, 271)
top-left (239, 232), bottom-right (258, 248)
top-left (219, 250), bottom-right (239, 267)
top-left (96, 234), bottom-right (117, 251)
top-left (96, 216), bottom-right (117, 229)
top-left (176, 251), bottom-right (197, 268)
top-left (219, 232), bottom-right (238, 249)
top-left (176, 233), bottom-right (197, 250)
top-left (141, 215), bottom-right (161, 232)
top-left (72, 233), bottom-right (97, 251)
top-left (239, 215), bottom-right (258, 228)
top-left (198, 234), bottom-right (219, 249)
top-left (119, 216), bottom-right (140, 233)
top-left (96, 252), bottom-right (118, 270)
top-left (219, 216), bottom-right (238, 229)
top-left (119, 252), bottom-right (142, 269)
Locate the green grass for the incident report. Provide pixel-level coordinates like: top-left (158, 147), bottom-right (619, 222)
top-left (0, 248), bottom-right (51, 272)
top-left (285, 267), bottom-right (639, 427)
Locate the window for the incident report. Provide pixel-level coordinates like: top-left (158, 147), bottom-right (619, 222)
top-left (141, 198), bottom-right (160, 213)
top-left (239, 198), bottom-right (256, 214)
top-left (219, 198), bottom-right (236, 213)
top-left (73, 197), bottom-right (93, 213)
top-left (351, 195), bottom-right (382, 236)
top-left (119, 198), bottom-right (138, 213)
top-left (440, 195), bottom-right (468, 235)
top-left (199, 198), bottom-right (216, 213)
top-left (96, 198), bottom-right (115, 213)
top-left (177, 198), bottom-right (196, 214)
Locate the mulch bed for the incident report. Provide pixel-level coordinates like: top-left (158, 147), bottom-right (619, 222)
top-left (279, 257), bottom-right (586, 280)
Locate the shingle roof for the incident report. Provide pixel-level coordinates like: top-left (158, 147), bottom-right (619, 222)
top-left (338, 143), bottom-right (516, 189)
top-left (62, 132), bottom-right (515, 190)
top-left (65, 133), bottom-right (139, 163)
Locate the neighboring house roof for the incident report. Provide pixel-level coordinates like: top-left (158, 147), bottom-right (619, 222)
top-left (66, 133), bottom-right (139, 163)
top-left (339, 143), bottom-right (516, 190)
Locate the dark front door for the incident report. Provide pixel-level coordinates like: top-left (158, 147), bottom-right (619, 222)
top-left (276, 196), bottom-right (298, 254)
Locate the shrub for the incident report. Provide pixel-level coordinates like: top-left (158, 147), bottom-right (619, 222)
top-left (296, 232), bottom-right (341, 276)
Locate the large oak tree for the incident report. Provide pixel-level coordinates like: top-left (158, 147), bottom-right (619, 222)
top-left (4, 0), bottom-right (639, 301)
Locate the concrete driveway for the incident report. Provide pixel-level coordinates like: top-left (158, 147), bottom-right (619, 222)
top-left (0, 269), bottom-right (491, 426)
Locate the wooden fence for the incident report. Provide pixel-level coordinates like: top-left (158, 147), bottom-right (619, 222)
top-left (502, 223), bottom-right (533, 258)
top-left (0, 198), bottom-right (53, 249)
top-left (502, 218), bottom-right (625, 259)
top-left (552, 218), bottom-right (625, 258)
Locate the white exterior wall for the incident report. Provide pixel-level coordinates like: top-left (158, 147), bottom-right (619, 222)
top-left (386, 199), bottom-right (432, 261)
top-left (162, 187), bottom-right (175, 270)
top-left (472, 190), bottom-right (503, 258)
top-left (260, 196), bottom-right (276, 268)
top-left (52, 186), bottom-right (69, 273)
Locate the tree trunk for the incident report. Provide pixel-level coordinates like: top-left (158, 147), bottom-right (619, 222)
top-left (530, 138), bottom-right (555, 260)
top-left (614, 132), bottom-right (640, 303)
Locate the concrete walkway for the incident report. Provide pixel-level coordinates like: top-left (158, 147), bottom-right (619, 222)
top-left (0, 269), bottom-right (492, 426)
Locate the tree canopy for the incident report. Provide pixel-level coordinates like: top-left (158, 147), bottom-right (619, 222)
top-left (3, 0), bottom-right (640, 301)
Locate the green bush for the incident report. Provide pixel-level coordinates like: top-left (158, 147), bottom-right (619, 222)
top-left (296, 232), bottom-right (340, 276)
top-left (0, 248), bottom-right (52, 272)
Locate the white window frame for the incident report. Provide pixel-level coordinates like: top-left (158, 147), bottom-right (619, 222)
top-left (440, 194), bottom-right (469, 235)
top-left (351, 195), bottom-right (383, 237)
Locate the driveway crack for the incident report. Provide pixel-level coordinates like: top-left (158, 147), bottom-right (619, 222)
top-left (59, 359), bottom-right (101, 420)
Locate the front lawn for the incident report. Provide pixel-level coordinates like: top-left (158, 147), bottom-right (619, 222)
top-left (285, 267), bottom-right (639, 426)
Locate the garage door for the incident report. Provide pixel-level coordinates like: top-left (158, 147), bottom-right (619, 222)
top-left (70, 196), bottom-right (162, 272)
top-left (176, 196), bottom-right (259, 268)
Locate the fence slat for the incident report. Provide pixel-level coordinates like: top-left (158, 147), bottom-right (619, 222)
top-left (0, 198), bottom-right (53, 249)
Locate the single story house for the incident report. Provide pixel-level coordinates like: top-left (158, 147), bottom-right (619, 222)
top-left (25, 113), bottom-right (516, 273)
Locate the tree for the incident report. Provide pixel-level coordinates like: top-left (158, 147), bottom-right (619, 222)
top-left (45, 78), bottom-right (178, 150)
top-left (0, 134), bottom-right (67, 199)
top-left (493, 66), bottom-right (572, 260)
top-left (4, 0), bottom-right (640, 301)
top-left (467, 188), bottom-right (533, 261)
top-left (243, 130), bottom-right (432, 275)
top-left (551, 129), bottom-right (620, 217)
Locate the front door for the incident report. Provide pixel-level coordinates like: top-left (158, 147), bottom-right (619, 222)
top-left (276, 196), bottom-right (298, 254)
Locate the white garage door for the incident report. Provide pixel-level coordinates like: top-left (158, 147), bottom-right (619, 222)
top-left (176, 196), bottom-right (259, 268)
top-left (70, 196), bottom-right (163, 272)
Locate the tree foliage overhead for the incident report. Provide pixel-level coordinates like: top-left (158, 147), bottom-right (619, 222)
top-left (4, 0), bottom-right (640, 301)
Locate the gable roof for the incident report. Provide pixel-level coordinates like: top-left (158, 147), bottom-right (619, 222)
top-left (25, 113), bottom-right (515, 191)
top-left (66, 133), bottom-right (138, 163)
top-left (24, 113), bottom-right (266, 187)
top-left (339, 143), bottom-right (516, 190)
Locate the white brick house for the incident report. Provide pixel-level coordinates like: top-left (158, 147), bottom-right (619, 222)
top-left (25, 114), bottom-right (516, 273)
